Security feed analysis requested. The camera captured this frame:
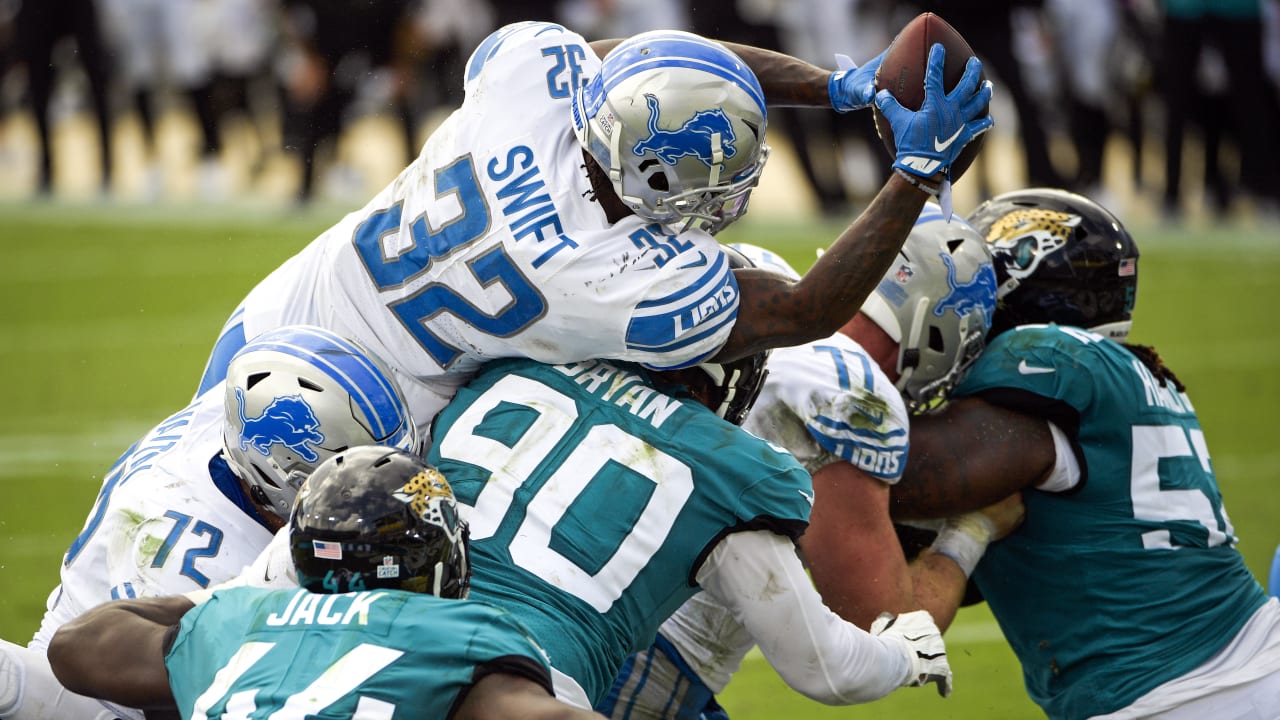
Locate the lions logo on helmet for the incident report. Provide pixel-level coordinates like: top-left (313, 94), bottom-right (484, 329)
top-left (984, 208), bottom-right (1081, 296)
top-left (933, 252), bottom-right (998, 323)
top-left (235, 388), bottom-right (325, 463)
top-left (633, 95), bottom-right (739, 168)
top-left (572, 30), bottom-right (769, 234)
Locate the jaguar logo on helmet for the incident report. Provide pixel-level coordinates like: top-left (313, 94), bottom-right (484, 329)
top-left (985, 208), bottom-right (1080, 283)
top-left (235, 388), bottom-right (325, 462)
top-left (632, 94), bottom-right (738, 168)
top-left (933, 252), bottom-right (998, 323)
top-left (393, 468), bottom-right (457, 530)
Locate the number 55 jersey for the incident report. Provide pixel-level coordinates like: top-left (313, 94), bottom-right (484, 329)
top-left (956, 324), bottom-right (1280, 720)
top-left (197, 21), bottom-right (741, 435)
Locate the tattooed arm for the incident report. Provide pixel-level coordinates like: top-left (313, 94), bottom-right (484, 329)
top-left (890, 396), bottom-right (1055, 520)
top-left (717, 176), bottom-right (927, 361)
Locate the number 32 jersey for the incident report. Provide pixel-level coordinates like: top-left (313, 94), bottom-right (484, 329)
top-left (956, 324), bottom-right (1269, 719)
top-left (201, 22), bottom-right (739, 433)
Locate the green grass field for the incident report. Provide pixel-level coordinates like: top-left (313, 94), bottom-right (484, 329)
top-left (1, 202), bottom-right (1277, 719)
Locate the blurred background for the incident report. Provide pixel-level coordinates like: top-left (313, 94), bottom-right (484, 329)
top-left (0, 0), bottom-right (1278, 226)
top-left (2, 4), bottom-right (1279, 718)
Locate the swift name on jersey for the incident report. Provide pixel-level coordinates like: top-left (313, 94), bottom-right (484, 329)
top-left (489, 145), bottom-right (577, 262)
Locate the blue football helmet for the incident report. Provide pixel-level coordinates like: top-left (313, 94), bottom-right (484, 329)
top-left (572, 30), bottom-right (770, 234)
top-left (860, 205), bottom-right (997, 413)
top-left (222, 325), bottom-right (423, 520)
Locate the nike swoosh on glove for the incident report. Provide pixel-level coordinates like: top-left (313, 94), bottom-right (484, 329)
top-left (872, 609), bottom-right (953, 698)
top-left (876, 43), bottom-right (994, 180)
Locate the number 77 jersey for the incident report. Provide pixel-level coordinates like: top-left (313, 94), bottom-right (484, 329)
top-left (953, 323), bottom-right (1269, 719)
top-left (197, 22), bottom-right (740, 434)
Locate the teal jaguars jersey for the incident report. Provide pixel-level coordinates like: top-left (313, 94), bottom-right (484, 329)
top-left (166, 587), bottom-right (553, 719)
top-left (955, 324), bottom-right (1268, 719)
top-left (429, 358), bottom-right (813, 704)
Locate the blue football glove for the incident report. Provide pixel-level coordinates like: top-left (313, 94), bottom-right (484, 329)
top-left (876, 43), bottom-right (994, 180)
top-left (829, 49), bottom-right (886, 113)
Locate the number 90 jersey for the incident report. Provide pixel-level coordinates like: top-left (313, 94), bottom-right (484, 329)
top-left (955, 324), bottom-right (1269, 719)
top-left (205, 22), bottom-right (740, 435)
top-left (428, 358), bottom-right (813, 705)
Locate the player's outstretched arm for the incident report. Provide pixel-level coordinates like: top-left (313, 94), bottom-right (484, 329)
top-left (699, 529), bottom-right (951, 704)
top-left (717, 175), bottom-right (928, 361)
top-left (48, 596), bottom-right (194, 712)
top-left (801, 462), bottom-right (1024, 633)
top-left (891, 396), bottom-right (1054, 519)
top-left (717, 47), bottom-right (991, 362)
top-left (455, 673), bottom-right (608, 720)
top-left (588, 38), bottom-right (847, 108)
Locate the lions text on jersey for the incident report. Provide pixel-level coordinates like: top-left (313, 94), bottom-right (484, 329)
top-left (197, 22), bottom-right (740, 434)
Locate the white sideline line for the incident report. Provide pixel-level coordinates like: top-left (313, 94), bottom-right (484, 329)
top-left (0, 424), bottom-right (152, 479)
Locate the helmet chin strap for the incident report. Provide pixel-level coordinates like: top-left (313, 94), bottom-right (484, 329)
top-left (708, 133), bottom-right (723, 186)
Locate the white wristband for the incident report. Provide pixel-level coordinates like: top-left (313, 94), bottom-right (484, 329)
top-left (928, 512), bottom-right (996, 578)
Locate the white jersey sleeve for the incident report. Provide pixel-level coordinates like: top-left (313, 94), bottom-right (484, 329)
top-left (220, 22), bottom-right (737, 436)
top-left (29, 387), bottom-right (274, 651)
top-left (743, 334), bottom-right (910, 482)
top-left (693, 530), bottom-right (913, 704)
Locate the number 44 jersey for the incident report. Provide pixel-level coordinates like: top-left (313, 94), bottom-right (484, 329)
top-left (166, 587), bottom-right (554, 719)
top-left (200, 22), bottom-right (740, 433)
top-left (956, 324), bottom-right (1271, 719)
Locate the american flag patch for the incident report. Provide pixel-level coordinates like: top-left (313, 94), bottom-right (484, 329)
top-left (1118, 258), bottom-right (1136, 277)
top-left (313, 540), bottom-right (343, 560)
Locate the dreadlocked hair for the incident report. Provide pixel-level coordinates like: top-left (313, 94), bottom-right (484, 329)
top-left (1122, 343), bottom-right (1186, 393)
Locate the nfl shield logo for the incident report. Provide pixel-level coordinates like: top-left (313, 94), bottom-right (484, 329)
top-left (895, 264), bottom-right (914, 284)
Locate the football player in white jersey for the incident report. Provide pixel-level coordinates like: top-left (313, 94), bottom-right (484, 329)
top-left (599, 206), bottom-right (1024, 718)
top-left (0, 326), bottom-right (421, 720)
top-left (193, 21), bottom-right (994, 439)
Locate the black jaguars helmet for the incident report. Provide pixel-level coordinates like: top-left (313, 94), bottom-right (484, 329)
top-left (698, 246), bottom-right (771, 425)
top-left (290, 445), bottom-right (470, 599)
top-left (967, 188), bottom-right (1139, 341)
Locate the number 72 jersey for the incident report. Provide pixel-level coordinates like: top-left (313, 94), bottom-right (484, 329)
top-left (30, 387), bottom-right (275, 653)
top-left (955, 324), bottom-right (1269, 719)
top-left (200, 22), bottom-right (740, 432)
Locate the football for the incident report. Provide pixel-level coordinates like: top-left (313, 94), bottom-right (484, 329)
top-left (872, 12), bottom-right (987, 182)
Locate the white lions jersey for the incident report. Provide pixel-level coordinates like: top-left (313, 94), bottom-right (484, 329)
top-left (200, 22), bottom-right (739, 434)
top-left (744, 332), bottom-right (910, 481)
top-left (30, 386), bottom-right (274, 652)
top-left (644, 332), bottom-right (910, 696)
